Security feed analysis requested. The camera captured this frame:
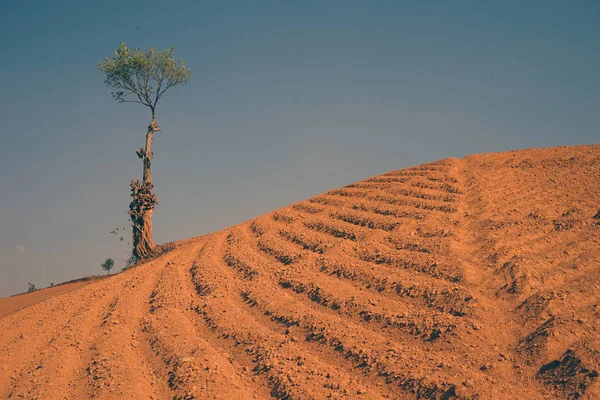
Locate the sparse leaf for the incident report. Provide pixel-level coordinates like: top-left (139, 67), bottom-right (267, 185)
top-left (98, 42), bottom-right (191, 115)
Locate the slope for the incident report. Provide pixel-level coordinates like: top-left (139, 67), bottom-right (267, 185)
top-left (0, 144), bottom-right (599, 399)
top-left (0, 277), bottom-right (108, 319)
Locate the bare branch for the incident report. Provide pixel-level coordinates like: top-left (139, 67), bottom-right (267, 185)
top-left (121, 99), bottom-right (147, 105)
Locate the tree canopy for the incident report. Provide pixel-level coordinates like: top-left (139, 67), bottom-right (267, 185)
top-left (98, 42), bottom-right (191, 115)
top-left (101, 258), bottom-right (115, 274)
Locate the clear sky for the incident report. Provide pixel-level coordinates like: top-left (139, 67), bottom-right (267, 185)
top-left (0, 1), bottom-right (598, 296)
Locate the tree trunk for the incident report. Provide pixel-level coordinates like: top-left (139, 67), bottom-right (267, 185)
top-left (129, 112), bottom-right (160, 260)
top-left (143, 117), bottom-right (154, 184)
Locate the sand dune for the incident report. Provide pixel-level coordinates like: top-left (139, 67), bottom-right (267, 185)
top-left (1, 144), bottom-right (599, 399)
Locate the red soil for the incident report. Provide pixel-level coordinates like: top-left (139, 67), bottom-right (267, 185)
top-left (0, 277), bottom-right (108, 319)
top-left (0, 144), bottom-right (599, 399)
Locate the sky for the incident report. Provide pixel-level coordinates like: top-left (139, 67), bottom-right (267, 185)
top-left (0, 1), bottom-right (599, 297)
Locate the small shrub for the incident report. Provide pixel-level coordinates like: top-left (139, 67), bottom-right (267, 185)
top-left (101, 258), bottom-right (115, 275)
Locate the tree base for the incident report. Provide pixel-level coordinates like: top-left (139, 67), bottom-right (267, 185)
top-left (129, 180), bottom-right (158, 260)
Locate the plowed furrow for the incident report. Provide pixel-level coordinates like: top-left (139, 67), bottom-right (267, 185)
top-left (276, 225), bottom-right (338, 254)
top-left (224, 232), bottom-right (261, 280)
top-left (1, 286), bottom-right (114, 400)
top-left (145, 250), bottom-right (265, 400)
top-left (355, 242), bottom-right (463, 283)
top-left (331, 209), bottom-right (400, 231)
top-left (317, 258), bottom-right (471, 317)
top-left (189, 234), bottom-right (389, 399)
top-left (235, 288), bottom-right (399, 400)
top-left (276, 273), bottom-right (459, 342)
top-left (0, 279), bottom-right (104, 319)
top-left (383, 170), bottom-right (447, 178)
top-left (344, 181), bottom-right (398, 190)
top-left (242, 213), bottom-right (469, 319)
top-left (291, 201), bottom-right (325, 214)
top-left (216, 223), bottom-right (465, 397)
top-left (300, 212), bottom-right (371, 241)
top-left (0, 278), bottom-right (109, 353)
top-left (363, 176), bottom-right (412, 183)
top-left (73, 266), bottom-right (169, 399)
top-left (368, 191), bottom-right (457, 213)
top-left (410, 179), bottom-right (461, 194)
top-left (271, 210), bottom-right (297, 224)
top-left (239, 287), bottom-right (465, 399)
top-left (387, 235), bottom-right (434, 254)
top-left (351, 201), bottom-right (426, 220)
top-left (257, 233), bottom-right (304, 266)
top-left (315, 186), bottom-right (457, 219)
top-left (388, 187), bottom-right (456, 203)
top-left (313, 192), bottom-right (436, 221)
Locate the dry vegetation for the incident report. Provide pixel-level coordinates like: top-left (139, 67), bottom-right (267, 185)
top-left (0, 144), bottom-right (599, 399)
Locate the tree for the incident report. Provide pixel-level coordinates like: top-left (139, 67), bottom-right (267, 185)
top-left (101, 258), bottom-right (115, 275)
top-left (98, 43), bottom-right (191, 260)
top-left (27, 283), bottom-right (36, 293)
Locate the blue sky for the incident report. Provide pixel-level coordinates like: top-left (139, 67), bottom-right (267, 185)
top-left (0, 0), bottom-right (598, 296)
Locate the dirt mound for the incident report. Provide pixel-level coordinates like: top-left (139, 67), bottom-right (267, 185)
top-left (1, 144), bottom-right (599, 399)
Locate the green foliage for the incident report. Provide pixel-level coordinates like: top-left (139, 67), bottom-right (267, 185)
top-left (98, 42), bottom-right (191, 114)
top-left (27, 283), bottom-right (36, 293)
top-left (101, 258), bottom-right (115, 275)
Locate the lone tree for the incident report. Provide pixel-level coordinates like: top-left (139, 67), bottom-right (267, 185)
top-left (101, 258), bottom-right (115, 275)
top-left (99, 43), bottom-right (191, 260)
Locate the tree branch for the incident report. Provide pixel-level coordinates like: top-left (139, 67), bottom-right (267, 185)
top-left (121, 99), bottom-right (148, 105)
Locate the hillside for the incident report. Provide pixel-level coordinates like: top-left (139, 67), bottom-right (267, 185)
top-left (1, 144), bottom-right (599, 399)
top-left (0, 277), bottom-right (108, 319)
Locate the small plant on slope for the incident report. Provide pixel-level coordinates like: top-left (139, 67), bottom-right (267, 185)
top-left (101, 258), bottom-right (115, 275)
